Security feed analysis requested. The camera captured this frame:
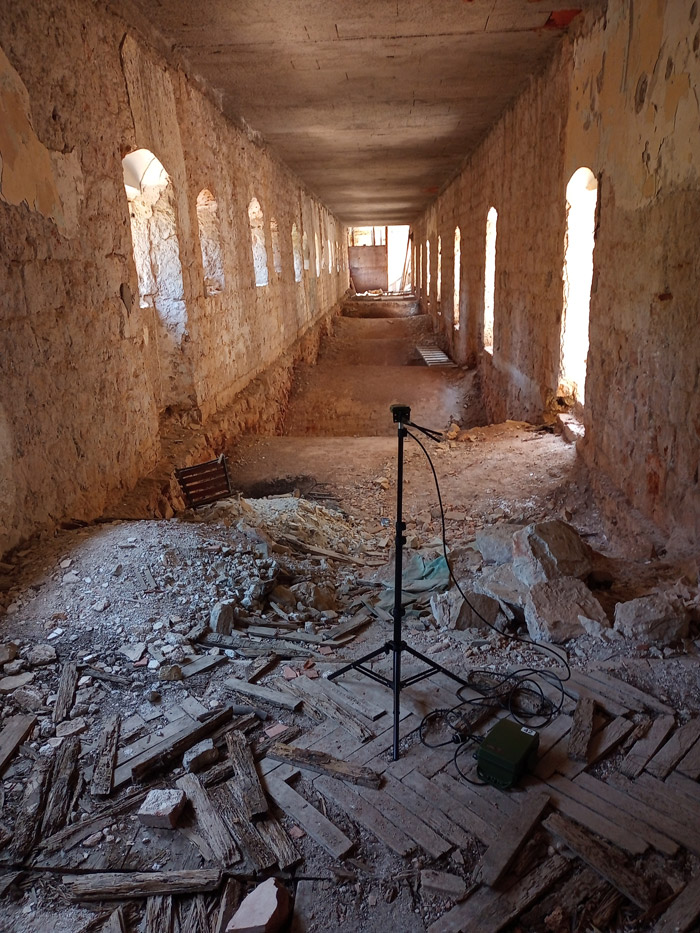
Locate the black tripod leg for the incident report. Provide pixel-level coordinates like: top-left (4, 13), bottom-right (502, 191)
top-left (401, 643), bottom-right (472, 689)
top-left (327, 643), bottom-right (390, 681)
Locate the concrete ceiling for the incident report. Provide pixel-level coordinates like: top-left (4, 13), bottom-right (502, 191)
top-left (125, 1), bottom-right (592, 225)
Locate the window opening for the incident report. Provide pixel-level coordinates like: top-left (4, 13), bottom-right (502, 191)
top-left (315, 232), bottom-right (321, 278)
top-left (426, 240), bottom-right (431, 297)
top-left (560, 168), bottom-right (598, 405)
top-left (195, 189), bottom-right (225, 296)
top-left (453, 226), bottom-right (461, 329)
top-left (437, 235), bottom-right (442, 307)
top-left (302, 230), bottom-right (310, 271)
top-left (270, 217), bottom-right (282, 276)
top-left (484, 207), bottom-right (497, 353)
top-left (292, 223), bottom-right (303, 282)
top-left (248, 197), bottom-right (269, 287)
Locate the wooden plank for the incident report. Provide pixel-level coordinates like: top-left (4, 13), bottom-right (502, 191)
top-left (542, 812), bottom-right (653, 909)
top-left (567, 697), bottom-right (595, 762)
top-left (103, 907), bottom-right (127, 933)
top-left (0, 713), bottom-right (37, 776)
top-left (283, 677), bottom-right (375, 742)
top-left (378, 776), bottom-right (453, 859)
top-left (477, 791), bottom-right (550, 886)
top-left (12, 754), bottom-right (54, 859)
top-left (91, 714), bottom-right (120, 797)
top-left (353, 780), bottom-right (453, 859)
top-left (427, 854), bottom-right (569, 933)
top-left (316, 775), bottom-right (416, 856)
top-left (645, 718), bottom-right (700, 779)
top-left (558, 715), bottom-right (634, 779)
top-left (246, 654), bottom-right (280, 683)
top-left (181, 895), bottom-right (210, 933)
top-left (653, 874), bottom-right (700, 933)
top-left (543, 775), bottom-right (651, 855)
top-left (210, 783), bottom-right (275, 871)
top-left (346, 712), bottom-right (420, 766)
top-left (116, 714), bottom-right (195, 767)
top-left (42, 736), bottom-right (81, 837)
top-left (267, 743), bottom-right (381, 788)
top-left (605, 772), bottom-right (700, 855)
top-left (677, 736), bottom-right (700, 780)
top-left (401, 769), bottom-right (479, 848)
top-left (665, 770), bottom-right (700, 806)
top-left (255, 814), bottom-right (301, 870)
top-left (54, 662), bottom-right (78, 723)
top-left (265, 775), bottom-right (354, 859)
top-left (145, 895), bottom-right (175, 933)
top-left (569, 669), bottom-right (644, 712)
top-left (114, 707), bottom-right (234, 788)
top-left (182, 654), bottom-right (226, 678)
top-left (63, 870), bottom-right (223, 901)
top-left (225, 731), bottom-right (268, 819)
top-left (572, 772), bottom-right (678, 856)
top-left (636, 771), bottom-right (700, 824)
top-left (224, 678), bottom-right (302, 711)
top-left (176, 773), bottom-right (241, 867)
top-left (214, 879), bottom-right (242, 933)
top-left (565, 671), bottom-right (628, 716)
top-left (587, 668), bottom-right (675, 714)
top-left (620, 715), bottom-right (675, 778)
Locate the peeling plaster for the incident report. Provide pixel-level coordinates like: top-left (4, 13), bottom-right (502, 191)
top-left (0, 45), bottom-right (81, 236)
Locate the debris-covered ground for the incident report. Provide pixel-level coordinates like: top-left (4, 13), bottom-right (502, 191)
top-left (2, 301), bottom-right (700, 932)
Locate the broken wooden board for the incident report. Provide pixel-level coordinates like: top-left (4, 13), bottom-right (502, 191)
top-left (182, 654), bottom-right (226, 678)
top-left (427, 854), bottom-right (569, 933)
top-left (354, 781), bottom-right (452, 859)
top-left (62, 869), bottom-right (223, 900)
top-left (246, 654), bottom-right (279, 683)
top-left (644, 718), bottom-right (700, 779)
top-left (476, 791), bottom-right (550, 886)
top-left (0, 713), bottom-right (37, 777)
top-left (282, 676), bottom-right (375, 742)
top-left (144, 895), bottom-right (175, 933)
top-left (381, 774), bottom-right (456, 857)
top-left (53, 661), bottom-right (78, 724)
top-left (210, 783), bottom-right (275, 871)
top-left (91, 714), bottom-right (120, 797)
top-left (265, 774), bottom-right (354, 859)
top-left (620, 715), bottom-right (675, 778)
top-left (12, 754), bottom-right (54, 859)
top-left (400, 770), bottom-right (477, 849)
top-left (586, 667), bottom-right (675, 715)
top-left (254, 813), bottom-right (301, 870)
top-left (567, 697), bottom-right (595, 762)
top-left (42, 736), bottom-right (81, 837)
top-left (316, 775), bottom-right (415, 856)
top-left (176, 773), bottom-right (241, 867)
top-left (564, 671), bottom-right (628, 717)
top-left (113, 706), bottom-right (234, 788)
top-left (543, 812), bottom-right (652, 909)
top-left (225, 731), bottom-right (268, 819)
top-left (676, 735), bottom-right (700, 780)
top-left (224, 677), bottom-right (302, 711)
top-left (558, 715), bottom-right (635, 779)
top-left (267, 743), bottom-right (381, 788)
top-left (653, 873), bottom-right (700, 933)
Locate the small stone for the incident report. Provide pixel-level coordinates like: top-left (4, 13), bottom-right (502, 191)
top-left (47, 628), bottom-right (64, 640)
top-left (158, 664), bottom-right (183, 682)
top-left (60, 558), bottom-right (73, 569)
top-left (0, 643), bottom-right (19, 666)
top-left (137, 788), bottom-right (187, 828)
top-left (4, 660), bottom-right (25, 675)
top-left (27, 644), bottom-right (57, 667)
top-left (63, 572), bottom-right (80, 584)
top-left (0, 672), bottom-right (35, 693)
top-left (55, 717), bottom-right (88, 738)
top-left (82, 831), bottom-right (104, 848)
top-left (12, 686), bottom-right (45, 711)
top-left (373, 476), bottom-right (390, 490)
top-left (120, 643), bottom-right (146, 662)
top-left (226, 877), bottom-right (292, 933)
top-left (183, 739), bottom-right (218, 773)
top-left (93, 599), bottom-right (109, 612)
top-left (210, 601), bottom-right (237, 635)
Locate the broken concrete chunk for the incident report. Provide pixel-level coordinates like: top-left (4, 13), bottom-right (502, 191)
top-left (0, 643), bottom-right (19, 666)
top-left (137, 788), bottom-right (187, 828)
top-left (210, 601), bottom-right (237, 635)
top-left (27, 644), bottom-right (57, 667)
top-left (183, 738), bottom-right (219, 773)
top-left (524, 577), bottom-right (609, 643)
top-left (226, 877), bottom-right (292, 933)
top-left (120, 642), bottom-right (146, 662)
top-left (159, 664), bottom-right (183, 682)
top-left (55, 717), bottom-right (88, 738)
top-left (430, 587), bottom-right (504, 631)
top-left (475, 524), bottom-right (525, 565)
top-left (613, 592), bottom-right (690, 645)
top-left (512, 521), bottom-right (592, 586)
top-left (12, 686), bottom-right (45, 711)
top-left (0, 672), bottom-right (35, 694)
top-left (420, 869), bottom-right (467, 898)
top-left (473, 563), bottom-right (528, 613)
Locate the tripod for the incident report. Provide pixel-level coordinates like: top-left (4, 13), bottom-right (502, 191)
top-left (329, 404), bottom-right (470, 760)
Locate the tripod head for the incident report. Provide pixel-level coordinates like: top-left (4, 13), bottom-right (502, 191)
top-left (390, 403), bottom-right (411, 423)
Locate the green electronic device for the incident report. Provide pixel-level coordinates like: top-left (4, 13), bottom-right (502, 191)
top-left (476, 719), bottom-right (540, 789)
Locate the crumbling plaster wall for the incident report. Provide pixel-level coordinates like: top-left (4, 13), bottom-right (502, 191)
top-left (0, 0), bottom-right (348, 558)
top-left (413, 0), bottom-right (700, 547)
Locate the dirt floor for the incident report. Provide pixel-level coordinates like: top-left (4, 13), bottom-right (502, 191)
top-left (1, 298), bottom-right (699, 932)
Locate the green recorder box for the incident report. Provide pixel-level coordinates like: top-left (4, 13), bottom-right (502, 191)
top-left (476, 719), bottom-right (540, 789)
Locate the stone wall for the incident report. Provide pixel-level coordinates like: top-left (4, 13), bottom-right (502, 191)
top-left (412, 0), bottom-right (700, 549)
top-left (0, 0), bottom-right (348, 558)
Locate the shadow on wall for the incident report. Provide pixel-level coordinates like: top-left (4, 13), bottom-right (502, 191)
top-left (0, 405), bottom-right (16, 554)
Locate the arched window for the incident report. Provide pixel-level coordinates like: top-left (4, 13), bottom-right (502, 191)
top-left (453, 226), bottom-right (461, 330)
top-left (437, 235), bottom-right (442, 305)
top-left (426, 240), bottom-right (431, 297)
top-left (560, 168), bottom-right (598, 405)
top-left (248, 197), bottom-right (269, 287)
top-left (302, 230), bottom-right (310, 271)
top-left (196, 189), bottom-right (225, 296)
top-left (270, 217), bottom-right (282, 276)
top-left (291, 223), bottom-right (303, 282)
top-left (484, 207), bottom-right (498, 353)
top-left (122, 149), bottom-right (185, 325)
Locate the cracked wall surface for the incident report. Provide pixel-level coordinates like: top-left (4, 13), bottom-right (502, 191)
top-left (0, 0), bottom-right (348, 558)
top-left (414, 0), bottom-right (700, 549)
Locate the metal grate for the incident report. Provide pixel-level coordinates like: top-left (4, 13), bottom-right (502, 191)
top-left (416, 345), bottom-right (457, 367)
top-left (175, 455), bottom-right (232, 509)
